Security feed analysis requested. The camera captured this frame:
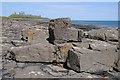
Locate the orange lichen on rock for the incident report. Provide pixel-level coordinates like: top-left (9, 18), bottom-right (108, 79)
top-left (56, 43), bottom-right (73, 62)
top-left (28, 30), bottom-right (34, 40)
top-left (59, 43), bottom-right (73, 55)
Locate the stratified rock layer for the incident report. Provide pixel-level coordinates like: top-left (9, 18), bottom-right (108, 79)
top-left (10, 43), bottom-right (55, 62)
top-left (88, 28), bottom-right (118, 42)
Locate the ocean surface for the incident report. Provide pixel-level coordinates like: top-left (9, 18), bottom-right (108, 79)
top-left (72, 20), bottom-right (118, 28)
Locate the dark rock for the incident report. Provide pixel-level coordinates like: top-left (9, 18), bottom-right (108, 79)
top-left (48, 18), bottom-right (83, 44)
top-left (71, 24), bottom-right (101, 31)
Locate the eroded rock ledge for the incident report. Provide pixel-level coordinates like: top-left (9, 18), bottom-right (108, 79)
top-left (2, 17), bottom-right (120, 78)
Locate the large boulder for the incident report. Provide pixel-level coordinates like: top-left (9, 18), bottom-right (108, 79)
top-left (9, 43), bottom-right (55, 62)
top-left (66, 47), bottom-right (118, 73)
top-left (88, 28), bottom-right (118, 42)
top-left (48, 18), bottom-right (83, 44)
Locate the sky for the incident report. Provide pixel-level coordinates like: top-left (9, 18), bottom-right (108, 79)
top-left (1, 0), bottom-right (120, 2)
top-left (2, 2), bottom-right (118, 20)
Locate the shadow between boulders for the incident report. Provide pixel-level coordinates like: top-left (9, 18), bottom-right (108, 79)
top-left (15, 61), bottom-right (64, 65)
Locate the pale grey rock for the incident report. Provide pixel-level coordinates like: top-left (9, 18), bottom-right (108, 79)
top-left (3, 68), bottom-right (16, 78)
top-left (88, 28), bottom-right (118, 42)
top-left (21, 28), bottom-right (49, 44)
top-left (14, 66), bottom-right (49, 78)
top-left (42, 65), bottom-right (68, 77)
top-left (62, 71), bottom-right (102, 78)
top-left (72, 39), bottom-right (117, 51)
top-left (3, 61), bottom-right (17, 70)
top-left (89, 40), bottom-right (117, 51)
top-left (16, 63), bottom-right (26, 68)
top-left (113, 29), bottom-right (120, 71)
top-left (11, 40), bottom-right (26, 47)
top-left (10, 43), bottom-right (55, 62)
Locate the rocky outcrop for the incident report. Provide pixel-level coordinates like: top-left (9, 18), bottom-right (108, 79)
top-left (87, 28), bottom-right (118, 42)
top-left (9, 43), bottom-right (55, 62)
top-left (2, 18), bottom-right (119, 79)
top-left (48, 18), bottom-right (83, 44)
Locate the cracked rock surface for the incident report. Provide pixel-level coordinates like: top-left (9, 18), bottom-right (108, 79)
top-left (1, 18), bottom-right (120, 79)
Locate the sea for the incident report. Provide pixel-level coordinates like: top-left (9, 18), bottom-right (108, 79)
top-left (72, 20), bottom-right (118, 28)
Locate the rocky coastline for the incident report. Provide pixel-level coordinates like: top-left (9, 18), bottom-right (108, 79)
top-left (1, 17), bottom-right (120, 79)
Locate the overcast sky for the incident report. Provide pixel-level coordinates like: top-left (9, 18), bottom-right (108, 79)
top-left (2, 2), bottom-right (118, 20)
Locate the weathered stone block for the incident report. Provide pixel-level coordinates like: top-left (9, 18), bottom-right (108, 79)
top-left (10, 43), bottom-right (55, 62)
top-left (48, 18), bottom-right (83, 44)
top-left (66, 47), bottom-right (118, 73)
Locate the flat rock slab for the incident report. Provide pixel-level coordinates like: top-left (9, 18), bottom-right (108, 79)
top-left (66, 47), bottom-right (118, 73)
top-left (74, 39), bottom-right (117, 51)
top-left (42, 65), bottom-right (68, 77)
top-left (88, 28), bottom-right (118, 42)
top-left (14, 66), bottom-right (48, 78)
top-left (10, 43), bottom-right (55, 62)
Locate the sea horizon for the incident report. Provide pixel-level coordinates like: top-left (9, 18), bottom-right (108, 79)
top-left (71, 20), bottom-right (118, 28)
